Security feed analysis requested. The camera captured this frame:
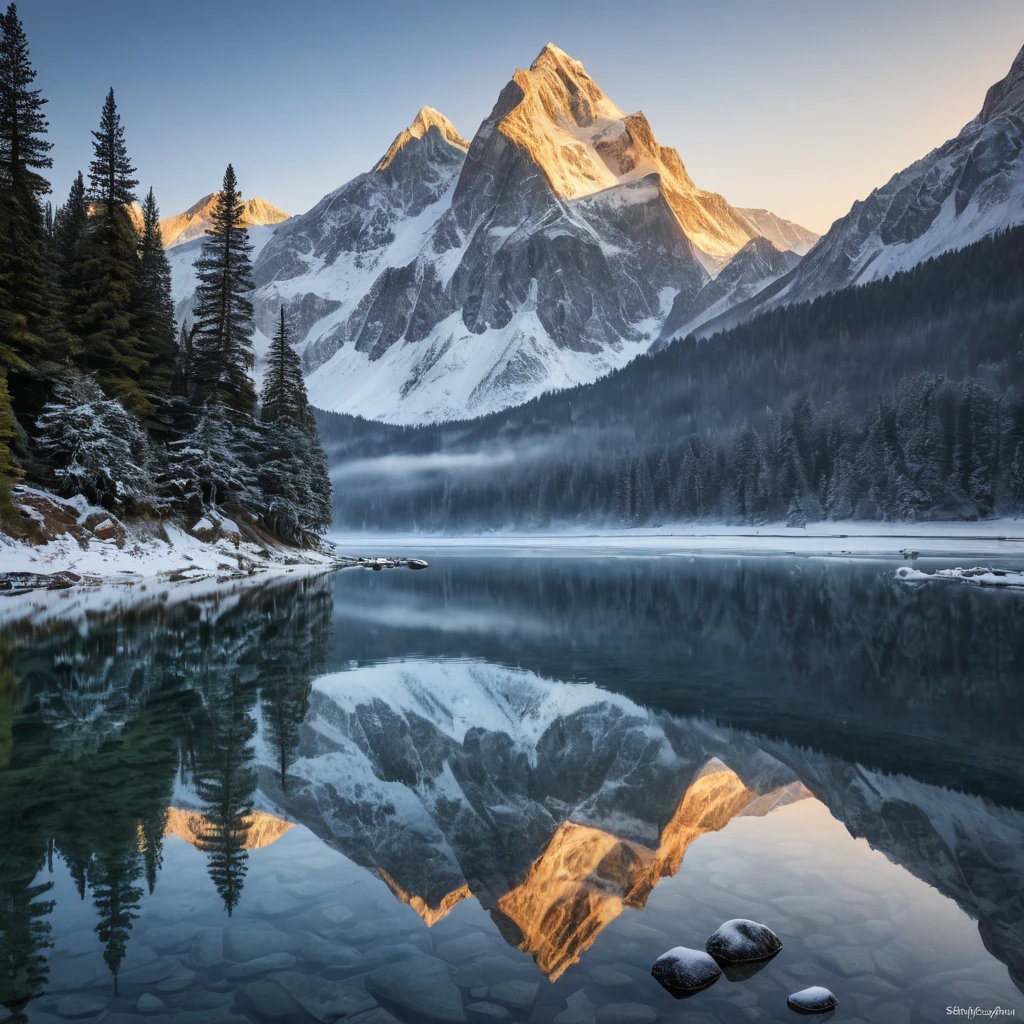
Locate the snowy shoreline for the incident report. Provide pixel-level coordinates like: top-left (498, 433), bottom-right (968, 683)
top-left (0, 485), bottom-right (427, 598)
top-left (326, 519), bottom-right (1024, 562)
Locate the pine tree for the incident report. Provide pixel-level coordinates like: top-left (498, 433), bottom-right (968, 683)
top-left (137, 809), bottom-right (167, 895)
top-left (257, 304), bottom-right (332, 543)
top-left (89, 848), bottom-right (143, 993)
top-left (0, 858), bottom-right (54, 1024)
top-left (73, 89), bottom-right (146, 415)
top-left (193, 679), bottom-right (256, 916)
top-left (52, 171), bottom-right (86, 265)
top-left (261, 306), bottom-right (305, 426)
top-left (132, 187), bottom-right (175, 410)
top-left (191, 164), bottom-right (256, 415)
top-left (0, 3), bottom-right (65, 392)
top-left (34, 376), bottom-right (153, 510)
top-left (172, 319), bottom-right (194, 400)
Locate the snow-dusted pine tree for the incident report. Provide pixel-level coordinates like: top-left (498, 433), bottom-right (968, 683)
top-left (133, 187), bottom-right (176, 407)
top-left (34, 375), bottom-right (153, 509)
top-left (191, 164), bottom-right (256, 416)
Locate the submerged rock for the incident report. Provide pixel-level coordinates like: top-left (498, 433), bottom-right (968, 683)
top-left (705, 919), bottom-right (782, 964)
top-left (488, 980), bottom-right (540, 1010)
top-left (787, 986), bottom-right (839, 1014)
top-left (274, 972), bottom-right (378, 1021)
top-left (651, 946), bottom-right (721, 995)
top-left (467, 1003), bottom-right (510, 1021)
top-left (136, 993), bottom-right (165, 1014)
top-left (55, 995), bottom-right (108, 1019)
top-left (224, 951), bottom-right (297, 978)
top-left (366, 954), bottom-right (468, 1022)
top-left (595, 1004), bottom-right (659, 1024)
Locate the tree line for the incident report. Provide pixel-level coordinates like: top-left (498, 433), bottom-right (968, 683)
top-left (0, 6), bottom-right (330, 545)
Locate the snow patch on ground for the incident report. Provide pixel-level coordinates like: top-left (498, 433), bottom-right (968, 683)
top-left (895, 565), bottom-right (1024, 588)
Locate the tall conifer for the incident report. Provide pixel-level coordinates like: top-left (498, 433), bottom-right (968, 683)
top-left (261, 306), bottom-right (305, 425)
top-left (0, 3), bottom-right (65, 388)
top-left (53, 171), bottom-right (86, 266)
top-left (133, 187), bottom-right (175, 405)
top-left (191, 164), bottom-right (256, 415)
top-left (259, 304), bottom-right (332, 542)
top-left (73, 89), bottom-right (146, 414)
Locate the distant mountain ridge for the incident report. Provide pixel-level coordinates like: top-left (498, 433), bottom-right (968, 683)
top-left (161, 193), bottom-right (289, 248)
top-left (694, 41), bottom-right (1024, 336)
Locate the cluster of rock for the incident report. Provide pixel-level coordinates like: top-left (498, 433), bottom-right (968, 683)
top-left (651, 918), bottom-right (838, 1014)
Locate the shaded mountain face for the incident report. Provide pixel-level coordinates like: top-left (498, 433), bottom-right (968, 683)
top-left (160, 193), bottom-right (289, 248)
top-left (709, 42), bottom-right (1024, 330)
top-left (656, 236), bottom-right (801, 344)
top-left (247, 45), bottom-right (816, 424)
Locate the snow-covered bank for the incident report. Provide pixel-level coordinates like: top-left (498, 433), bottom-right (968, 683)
top-left (896, 565), bottom-right (1024, 588)
top-left (327, 519), bottom-right (1024, 561)
top-left (0, 485), bottom-right (426, 597)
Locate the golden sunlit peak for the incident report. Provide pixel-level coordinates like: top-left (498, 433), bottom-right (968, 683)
top-left (160, 807), bottom-right (294, 851)
top-left (496, 761), bottom-right (813, 980)
top-left (376, 866), bottom-right (474, 926)
top-left (530, 42), bottom-right (578, 71)
top-left (375, 107), bottom-right (469, 172)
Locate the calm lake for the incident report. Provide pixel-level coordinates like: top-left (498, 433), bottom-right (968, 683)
top-left (2, 553), bottom-right (1023, 1024)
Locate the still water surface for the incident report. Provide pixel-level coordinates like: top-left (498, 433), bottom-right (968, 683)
top-left (1, 554), bottom-right (1023, 1024)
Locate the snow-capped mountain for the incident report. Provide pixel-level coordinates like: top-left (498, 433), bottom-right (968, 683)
top-left (161, 193), bottom-right (289, 248)
top-left (694, 41), bottom-right (1024, 336)
top-left (247, 44), bottom-right (817, 424)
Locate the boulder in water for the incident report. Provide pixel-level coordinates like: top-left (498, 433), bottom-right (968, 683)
top-left (787, 986), bottom-right (839, 1014)
top-left (651, 946), bottom-right (721, 995)
top-left (705, 919), bottom-right (782, 964)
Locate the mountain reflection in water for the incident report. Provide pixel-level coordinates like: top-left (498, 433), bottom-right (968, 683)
top-left (1, 555), bottom-right (1022, 1023)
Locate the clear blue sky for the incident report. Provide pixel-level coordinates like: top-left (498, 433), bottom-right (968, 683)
top-left (29, 0), bottom-right (1024, 234)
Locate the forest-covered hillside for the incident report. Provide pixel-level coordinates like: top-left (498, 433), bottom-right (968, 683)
top-left (316, 225), bottom-right (1024, 530)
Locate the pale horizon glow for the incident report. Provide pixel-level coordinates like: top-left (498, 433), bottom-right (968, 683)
top-left (29, 0), bottom-right (1024, 235)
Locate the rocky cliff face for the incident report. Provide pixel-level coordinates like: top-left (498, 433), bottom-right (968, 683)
top-left (246, 44), bottom-right (816, 424)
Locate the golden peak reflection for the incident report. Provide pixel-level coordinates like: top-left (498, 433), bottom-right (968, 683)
top-left (159, 807), bottom-right (294, 851)
top-left (497, 761), bottom-right (812, 980)
top-left (377, 866), bottom-right (473, 927)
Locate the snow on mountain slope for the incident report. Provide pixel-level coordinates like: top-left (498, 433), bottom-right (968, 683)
top-left (656, 236), bottom-right (802, 344)
top-left (735, 207), bottom-right (818, 256)
top-left (751, 42), bottom-right (1024, 314)
top-left (160, 193), bottom-right (289, 248)
top-left (246, 45), bottom-right (816, 424)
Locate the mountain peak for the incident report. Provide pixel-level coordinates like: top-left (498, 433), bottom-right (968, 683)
top-left (530, 41), bottom-right (580, 72)
top-left (160, 194), bottom-right (288, 248)
top-left (376, 106), bottom-right (469, 171)
top-left (979, 43), bottom-right (1024, 123)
